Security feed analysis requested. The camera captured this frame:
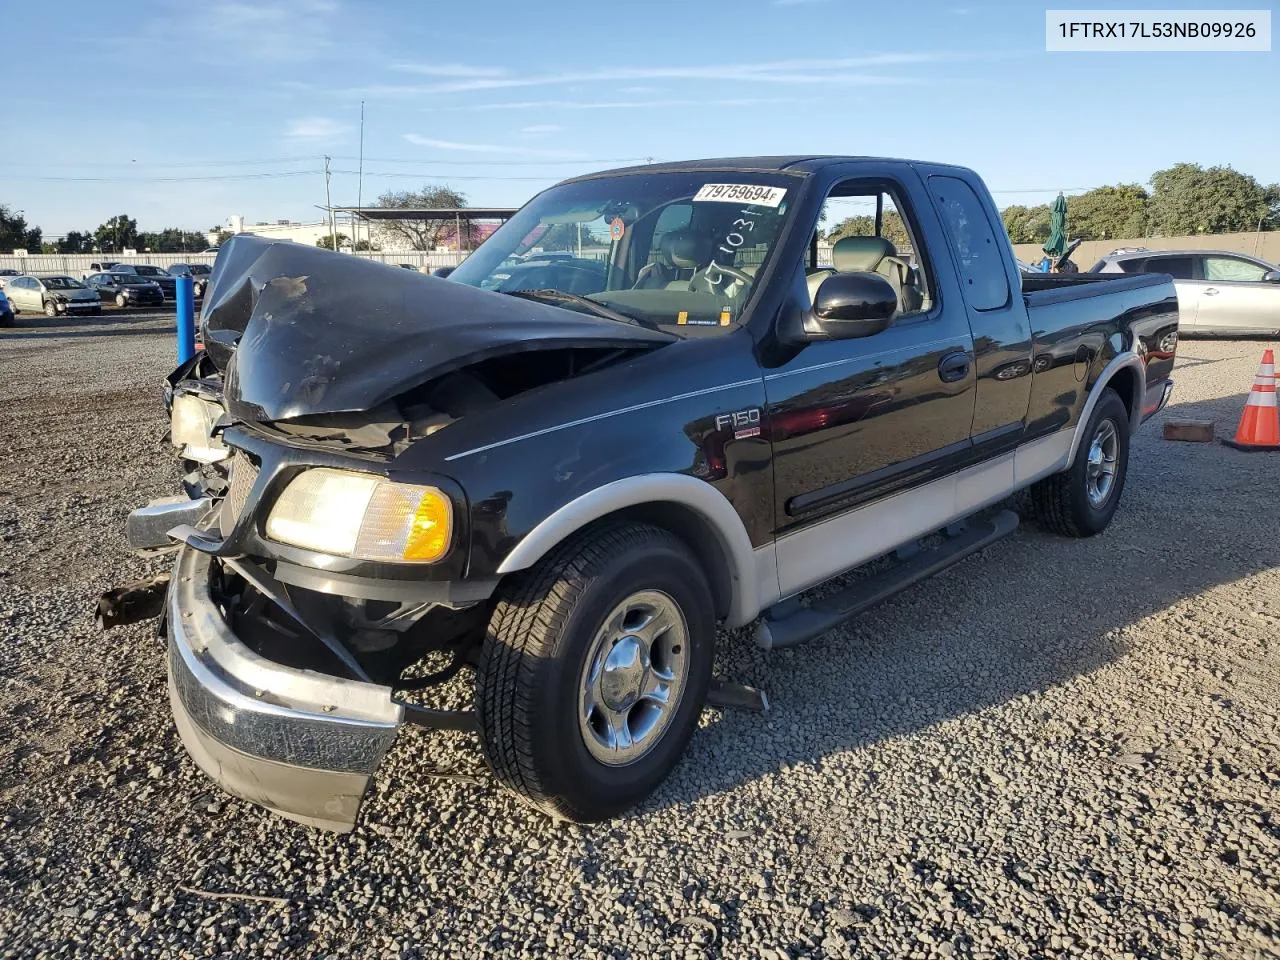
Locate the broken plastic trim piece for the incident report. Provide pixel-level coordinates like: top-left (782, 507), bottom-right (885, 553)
top-left (97, 575), bottom-right (172, 629)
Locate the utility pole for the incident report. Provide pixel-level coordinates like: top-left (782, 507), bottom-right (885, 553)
top-left (357, 100), bottom-right (365, 252)
top-left (324, 155), bottom-right (338, 252)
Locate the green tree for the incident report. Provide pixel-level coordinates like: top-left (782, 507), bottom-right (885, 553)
top-left (371, 186), bottom-right (470, 250)
top-left (825, 211), bottom-right (910, 250)
top-left (536, 222), bottom-right (602, 251)
top-left (58, 230), bottom-right (95, 253)
top-left (1001, 204), bottom-right (1053, 244)
top-left (1148, 163), bottom-right (1272, 235)
top-left (1067, 184), bottom-right (1149, 240)
top-left (0, 205), bottom-right (42, 252)
top-left (94, 214), bottom-right (139, 253)
top-left (138, 228), bottom-right (208, 252)
top-left (212, 230), bottom-right (234, 247)
top-left (316, 233), bottom-right (349, 250)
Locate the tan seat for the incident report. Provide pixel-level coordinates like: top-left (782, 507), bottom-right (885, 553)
top-left (829, 236), bottom-right (922, 314)
top-left (806, 268), bottom-right (834, 304)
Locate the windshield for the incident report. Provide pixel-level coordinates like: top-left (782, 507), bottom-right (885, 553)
top-left (42, 277), bottom-right (85, 289)
top-left (448, 171), bottom-right (796, 332)
top-left (188, 264), bottom-right (211, 275)
top-left (113, 275), bottom-right (151, 285)
top-left (134, 266), bottom-right (162, 275)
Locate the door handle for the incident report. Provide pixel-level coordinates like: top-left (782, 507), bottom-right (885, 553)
top-left (938, 351), bottom-right (970, 383)
top-left (1203, 287), bottom-right (1219, 296)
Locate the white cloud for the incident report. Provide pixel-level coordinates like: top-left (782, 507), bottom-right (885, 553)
top-left (285, 117), bottom-right (351, 139)
top-left (350, 54), bottom-right (951, 98)
top-left (519, 124), bottom-right (561, 136)
top-left (391, 63), bottom-right (509, 77)
top-left (177, 0), bottom-right (341, 64)
top-left (401, 134), bottom-right (580, 158)
top-left (427, 97), bottom-right (805, 112)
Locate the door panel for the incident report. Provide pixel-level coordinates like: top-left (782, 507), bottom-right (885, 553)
top-left (1195, 255), bottom-right (1280, 333)
top-left (766, 311), bottom-right (975, 533)
top-left (1171, 281), bottom-right (1203, 332)
top-left (1198, 282), bottom-right (1280, 332)
top-left (925, 174), bottom-right (1032, 440)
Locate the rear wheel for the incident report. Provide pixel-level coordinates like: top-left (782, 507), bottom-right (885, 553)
top-left (1031, 387), bottom-right (1130, 537)
top-left (476, 522), bottom-right (714, 822)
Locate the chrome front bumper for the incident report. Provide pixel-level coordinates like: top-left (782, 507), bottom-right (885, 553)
top-left (167, 546), bottom-right (403, 832)
top-left (127, 496), bottom-right (214, 551)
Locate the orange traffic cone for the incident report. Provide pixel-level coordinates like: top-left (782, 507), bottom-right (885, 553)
top-left (1223, 349), bottom-right (1280, 451)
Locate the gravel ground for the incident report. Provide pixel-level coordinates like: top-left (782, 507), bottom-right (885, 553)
top-left (1, 316), bottom-right (1278, 959)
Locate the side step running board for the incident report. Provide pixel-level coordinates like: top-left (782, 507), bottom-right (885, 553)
top-left (754, 509), bottom-right (1020, 650)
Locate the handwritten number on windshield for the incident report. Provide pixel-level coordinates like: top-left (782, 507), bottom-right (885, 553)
top-left (705, 208), bottom-right (761, 287)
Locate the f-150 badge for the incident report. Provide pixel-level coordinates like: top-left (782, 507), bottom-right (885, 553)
top-left (716, 407), bottom-right (762, 440)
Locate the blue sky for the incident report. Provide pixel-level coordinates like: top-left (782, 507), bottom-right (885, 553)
top-left (4, 0), bottom-right (1276, 236)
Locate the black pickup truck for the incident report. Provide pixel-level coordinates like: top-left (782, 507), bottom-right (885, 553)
top-left (121, 157), bottom-right (1178, 832)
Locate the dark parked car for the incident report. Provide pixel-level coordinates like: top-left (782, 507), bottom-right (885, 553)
top-left (167, 263), bottom-right (212, 297)
top-left (86, 272), bottom-right (165, 308)
top-left (120, 157), bottom-right (1178, 833)
top-left (0, 288), bottom-right (13, 326)
top-left (110, 263), bottom-right (177, 299)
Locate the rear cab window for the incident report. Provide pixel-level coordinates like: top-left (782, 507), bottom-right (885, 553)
top-left (928, 176), bottom-right (1010, 311)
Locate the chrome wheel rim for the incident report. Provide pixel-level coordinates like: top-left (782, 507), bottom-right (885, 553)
top-left (578, 590), bottom-right (689, 767)
top-left (1086, 418), bottom-right (1119, 507)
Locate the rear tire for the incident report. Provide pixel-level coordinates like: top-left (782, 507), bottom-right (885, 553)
top-left (1031, 387), bottom-right (1130, 537)
top-left (476, 522), bottom-right (714, 822)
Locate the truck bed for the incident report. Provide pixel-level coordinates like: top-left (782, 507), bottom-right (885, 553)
top-left (1021, 270), bottom-right (1170, 305)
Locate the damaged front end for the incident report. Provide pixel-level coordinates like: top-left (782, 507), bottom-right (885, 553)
top-left (113, 235), bottom-right (671, 830)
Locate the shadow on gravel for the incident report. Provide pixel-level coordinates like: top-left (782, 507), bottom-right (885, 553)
top-left (645, 389), bottom-right (1273, 814)
top-left (0, 311), bottom-right (174, 341)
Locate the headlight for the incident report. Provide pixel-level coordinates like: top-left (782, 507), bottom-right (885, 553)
top-left (170, 393), bottom-right (230, 463)
top-left (266, 469), bottom-right (452, 563)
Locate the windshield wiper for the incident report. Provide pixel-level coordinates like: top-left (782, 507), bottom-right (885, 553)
top-left (502, 288), bottom-right (657, 329)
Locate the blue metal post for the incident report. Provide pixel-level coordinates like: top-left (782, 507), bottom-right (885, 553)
top-left (175, 275), bottom-right (195, 363)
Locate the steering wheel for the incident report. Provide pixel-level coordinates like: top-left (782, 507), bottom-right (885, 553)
top-left (705, 262), bottom-right (753, 286)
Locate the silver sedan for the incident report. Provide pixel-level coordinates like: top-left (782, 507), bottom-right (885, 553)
top-left (1090, 249), bottom-right (1280, 335)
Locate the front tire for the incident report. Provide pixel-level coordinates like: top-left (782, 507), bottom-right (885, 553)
top-left (1031, 387), bottom-right (1130, 537)
top-left (115, 293), bottom-right (127, 308)
top-left (44, 300), bottom-right (58, 318)
top-left (476, 522), bottom-right (714, 822)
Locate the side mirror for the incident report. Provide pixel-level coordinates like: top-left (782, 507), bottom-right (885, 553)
top-left (811, 272), bottom-right (896, 339)
top-left (1262, 269), bottom-right (1280, 283)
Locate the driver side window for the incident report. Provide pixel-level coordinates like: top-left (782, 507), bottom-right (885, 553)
top-left (811, 182), bottom-right (932, 317)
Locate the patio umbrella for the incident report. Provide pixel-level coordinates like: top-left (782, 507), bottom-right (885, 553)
top-left (1042, 192), bottom-right (1068, 259)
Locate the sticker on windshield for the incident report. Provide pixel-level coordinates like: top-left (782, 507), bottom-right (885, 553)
top-left (609, 217), bottom-right (626, 241)
top-left (693, 183), bottom-right (787, 208)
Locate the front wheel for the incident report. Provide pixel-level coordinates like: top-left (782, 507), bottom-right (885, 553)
top-left (476, 522), bottom-right (714, 822)
top-left (115, 294), bottom-right (127, 308)
top-left (44, 300), bottom-right (58, 318)
top-left (1031, 386), bottom-right (1130, 537)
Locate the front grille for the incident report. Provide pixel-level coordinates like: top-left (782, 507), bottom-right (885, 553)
top-left (219, 451), bottom-right (260, 538)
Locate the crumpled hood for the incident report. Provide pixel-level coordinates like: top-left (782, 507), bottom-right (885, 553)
top-left (200, 234), bottom-right (674, 422)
